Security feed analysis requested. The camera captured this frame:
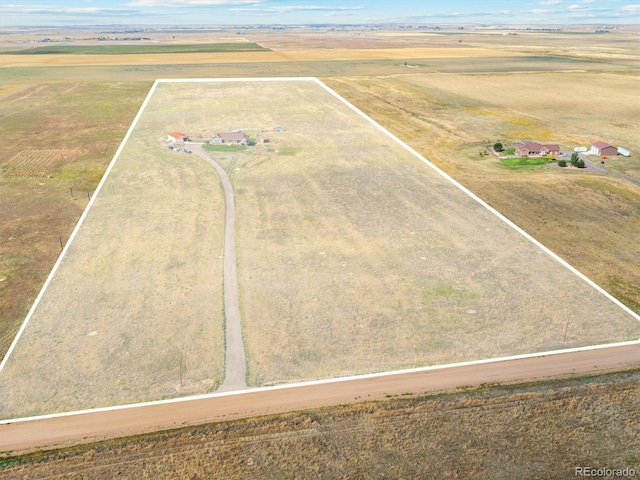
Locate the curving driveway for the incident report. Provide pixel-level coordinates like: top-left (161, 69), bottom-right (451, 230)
top-left (191, 144), bottom-right (246, 391)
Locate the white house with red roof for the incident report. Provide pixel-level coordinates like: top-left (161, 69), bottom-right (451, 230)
top-left (167, 132), bottom-right (189, 143)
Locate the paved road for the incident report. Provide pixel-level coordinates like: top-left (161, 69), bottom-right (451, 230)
top-left (191, 145), bottom-right (246, 391)
top-left (1, 343), bottom-right (638, 454)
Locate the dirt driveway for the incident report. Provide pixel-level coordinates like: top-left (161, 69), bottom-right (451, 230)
top-left (191, 144), bottom-right (246, 391)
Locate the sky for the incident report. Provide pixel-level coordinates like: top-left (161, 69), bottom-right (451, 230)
top-left (1, 0), bottom-right (639, 27)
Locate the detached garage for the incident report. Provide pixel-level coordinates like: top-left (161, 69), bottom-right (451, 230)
top-left (591, 141), bottom-right (618, 156)
top-left (168, 132), bottom-right (189, 143)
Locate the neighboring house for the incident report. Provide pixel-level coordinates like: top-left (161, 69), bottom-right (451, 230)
top-left (515, 142), bottom-right (560, 157)
top-left (168, 132), bottom-right (189, 142)
top-left (591, 141), bottom-right (618, 156)
top-left (211, 132), bottom-right (249, 145)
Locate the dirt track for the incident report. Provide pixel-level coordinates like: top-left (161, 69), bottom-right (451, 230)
top-left (1, 343), bottom-right (638, 454)
top-left (191, 144), bottom-right (246, 391)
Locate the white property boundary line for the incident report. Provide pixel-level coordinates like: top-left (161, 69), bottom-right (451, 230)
top-left (1, 338), bottom-right (638, 426)
top-left (0, 80), bottom-right (160, 374)
top-left (1, 77), bottom-right (638, 425)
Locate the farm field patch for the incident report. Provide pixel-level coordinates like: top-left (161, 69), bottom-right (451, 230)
top-left (2, 149), bottom-right (85, 177)
top-left (4, 43), bottom-right (270, 55)
top-left (0, 78), bottom-right (638, 420)
top-left (0, 46), bottom-right (519, 68)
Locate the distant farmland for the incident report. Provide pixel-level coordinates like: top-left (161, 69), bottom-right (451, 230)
top-left (3, 43), bottom-right (270, 55)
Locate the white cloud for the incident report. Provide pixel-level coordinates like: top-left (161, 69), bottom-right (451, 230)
top-left (620, 4), bottom-right (640, 11)
top-left (233, 4), bottom-right (364, 13)
top-left (126, 0), bottom-right (264, 7)
top-left (2, 3), bottom-right (138, 16)
top-left (539, 0), bottom-right (563, 5)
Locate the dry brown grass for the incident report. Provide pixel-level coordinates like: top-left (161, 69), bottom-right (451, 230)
top-left (2, 371), bottom-right (638, 479)
top-left (0, 46), bottom-right (519, 68)
top-left (324, 73), bottom-right (640, 313)
top-left (0, 28), bottom-right (639, 475)
top-left (2, 79), bottom-right (637, 419)
top-left (0, 95), bottom-right (226, 418)
top-left (0, 82), bottom-right (150, 360)
top-left (140, 81), bottom-right (639, 389)
top-left (398, 71), bottom-right (640, 176)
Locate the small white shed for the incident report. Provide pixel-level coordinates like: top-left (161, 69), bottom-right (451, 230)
top-left (617, 147), bottom-right (631, 157)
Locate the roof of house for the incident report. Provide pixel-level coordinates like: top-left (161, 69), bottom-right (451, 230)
top-left (214, 132), bottom-right (249, 141)
top-left (518, 142), bottom-right (545, 151)
top-left (517, 142), bottom-right (559, 152)
top-left (592, 141), bottom-right (612, 149)
top-left (169, 132), bottom-right (187, 139)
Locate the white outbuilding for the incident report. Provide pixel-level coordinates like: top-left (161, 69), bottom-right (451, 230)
top-left (617, 147), bottom-right (631, 157)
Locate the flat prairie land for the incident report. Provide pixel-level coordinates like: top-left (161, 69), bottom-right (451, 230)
top-left (324, 71), bottom-right (640, 312)
top-left (399, 71), bottom-right (640, 177)
top-left (2, 78), bottom-right (638, 419)
top-left (0, 82), bottom-right (151, 360)
top-left (0, 89), bottom-right (226, 418)
top-left (203, 80), bottom-right (637, 386)
top-left (2, 371), bottom-right (638, 479)
top-left (4, 43), bottom-right (270, 55)
top-left (0, 46), bottom-right (518, 68)
top-left (0, 28), bottom-right (638, 474)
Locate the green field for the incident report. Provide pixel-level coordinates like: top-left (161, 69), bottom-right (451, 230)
top-left (500, 156), bottom-right (551, 167)
top-left (3, 42), bottom-right (270, 55)
top-left (203, 143), bottom-right (249, 153)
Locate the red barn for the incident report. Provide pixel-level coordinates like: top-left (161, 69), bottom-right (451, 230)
top-left (591, 141), bottom-right (617, 156)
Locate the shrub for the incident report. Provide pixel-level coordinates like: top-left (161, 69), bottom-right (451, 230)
top-left (493, 142), bottom-right (504, 152)
top-left (571, 152), bottom-right (579, 166)
top-left (558, 159), bottom-right (567, 167)
top-left (576, 159), bottom-right (586, 168)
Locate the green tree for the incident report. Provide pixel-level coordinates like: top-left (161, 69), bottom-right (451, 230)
top-left (494, 142), bottom-right (504, 152)
top-left (576, 159), bottom-right (586, 168)
top-left (558, 159), bottom-right (567, 167)
top-left (571, 152), bottom-right (579, 165)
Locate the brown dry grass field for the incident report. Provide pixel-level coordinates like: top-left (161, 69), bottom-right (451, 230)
top-left (0, 47), bottom-right (520, 68)
top-left (323, 70), bottom-right (640, 312)
top-left (0, 26), bottom-right (639, 474)
top-left (1, 78), bottom-right (637, 419)
top-left (2, 371), bottom-right (639, 479)
top-left (0, 89), bottom-right (227, 418)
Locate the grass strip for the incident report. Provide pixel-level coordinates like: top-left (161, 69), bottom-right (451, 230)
top-left (3, 43), bottom-right (270, 55)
